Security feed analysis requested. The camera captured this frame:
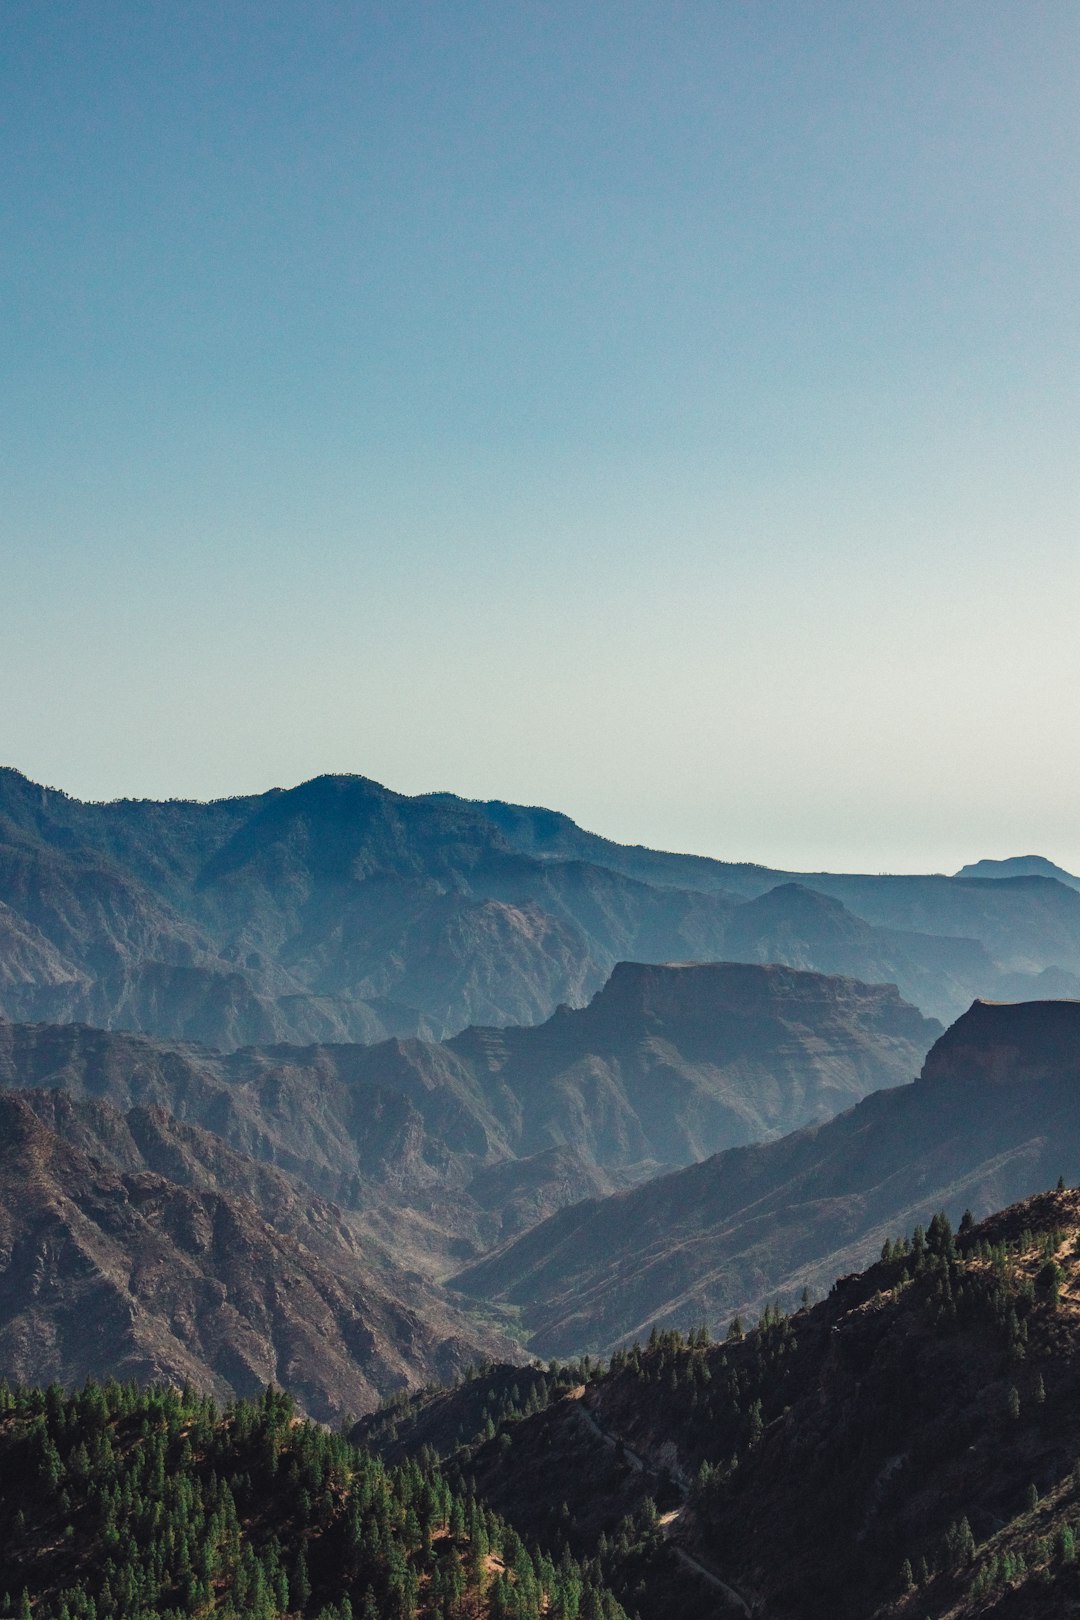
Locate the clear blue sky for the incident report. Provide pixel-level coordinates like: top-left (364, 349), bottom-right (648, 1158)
top-left (3, 2), bottom-right (1079, 872)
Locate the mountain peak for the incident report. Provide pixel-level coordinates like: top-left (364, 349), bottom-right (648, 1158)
top-left (956, 854), bottom-right (1080, 889)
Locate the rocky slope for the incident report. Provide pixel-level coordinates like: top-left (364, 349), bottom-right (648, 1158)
top-left (0, 960), bottom-right (939, 1271)
top-left (4, 766), bottom-right (1080, 1043)
top-left (456, 998), bottom-right (1080, 1353)
top-left (0, 1089), bottom-right (518, 1421)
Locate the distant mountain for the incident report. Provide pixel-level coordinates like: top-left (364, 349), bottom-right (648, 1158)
top-left (0, 769), bottom-right (738, 1045)
top-left (368, 1185), bottom-right (1080, 1620)
top-left (0, 960), bottom-right (937, 1271)
top-left (456, 997), bottom-right (1080, 1354)
top-left (442, 959), bottom-right (937, 1175)
top-left (0, 1088), bottom-right (518, 1421)
top-left (957, 853), bottom-right (1080, 890)
top-left (4, 767), bottom-right (1080, 1044)
top-left (719, 880), bottom-right (996, 1023)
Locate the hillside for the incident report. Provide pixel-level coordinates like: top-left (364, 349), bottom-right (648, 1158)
top-left (0, 1378), bottom-right (625, 1620)
top-left (362, 1186), bottom-right (1080, 1620)
top-left (0, 1090), bottom-right (519, 1422)
top-left (3, 767), bottom-right (1080, 1044)
top-left (0, 960), bottom-right (938, 1273)
top-left (455, 998), bottom-right (1080, 1353)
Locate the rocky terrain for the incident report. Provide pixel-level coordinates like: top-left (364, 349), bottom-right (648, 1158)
top-left (0, 959), bottom-right (938, 1274)
top-left (0, 1088), bottom-right (519, 1422)
top-left (456, 997), bottom-right (1080, 1353)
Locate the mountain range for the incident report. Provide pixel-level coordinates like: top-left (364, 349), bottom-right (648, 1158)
top-left (6, 758), bottom-right (1080, 1620)
top-left (4, 766), bottom-right (1080, 1046)
top-left (0, 956), bottom-right (934, 1310)
top-left (456, 997), bottom-right (1080, 1354)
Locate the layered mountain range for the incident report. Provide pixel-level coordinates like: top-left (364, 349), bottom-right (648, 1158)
top-left (457, 997), bottom-right (1080, 1353)
top-left (4, 757), bottom-right (1080, 1457)
top-left (0, 958), bottom-right (935, 1279)
top-left (3, 766), bottom-right (1080, 1045)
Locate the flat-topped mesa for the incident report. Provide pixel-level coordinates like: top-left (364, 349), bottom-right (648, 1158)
top-left (919, 995), bottom-right (1080, 1089)
top-left (956, 854), bottom-right (1080, 887)
top-left (580, 957), bottom-right (929, 1032)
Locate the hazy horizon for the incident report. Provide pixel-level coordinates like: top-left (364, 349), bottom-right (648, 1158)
top-left (3, 757), bottom-right (1076, 881)
top-left (5, 3), bottom-right (1078, 875)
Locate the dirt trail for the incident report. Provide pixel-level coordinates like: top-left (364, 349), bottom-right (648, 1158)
top-left (568, 1392), bottom-right (755, 1616)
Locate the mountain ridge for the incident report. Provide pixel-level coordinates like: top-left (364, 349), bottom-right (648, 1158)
top-left (454, 995), bottom-right (1080, 1353)
top-left (0, 957), bottom-right (938, 1274)
top-left (4, 765), bottom-right (1080, 1044)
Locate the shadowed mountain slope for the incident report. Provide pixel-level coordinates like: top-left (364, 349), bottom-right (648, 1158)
top-left (456, 998), bottom-right (1080, 1354)
top-left (0, 1089), bottom-right (519, 1421)
top-left (367, 1186), bottom-right (1080, 1620)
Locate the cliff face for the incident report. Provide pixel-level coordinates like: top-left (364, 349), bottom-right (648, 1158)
top-left (581, 956), bottom-right (933, 1034)
top-left (920, 996), bottom-right (1080, 1089)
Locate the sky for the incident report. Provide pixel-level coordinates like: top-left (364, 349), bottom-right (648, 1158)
top-left (3, 1), bottom-right (1079, 874)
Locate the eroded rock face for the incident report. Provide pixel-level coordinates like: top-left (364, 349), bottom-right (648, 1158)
top-left (919, 996), bottom-right (1080, 1089)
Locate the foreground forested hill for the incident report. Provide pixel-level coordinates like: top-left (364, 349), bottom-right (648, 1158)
top-left (0, 1380), bottom-right (625, 1620)
top-left (361, 1185), bottom-right (1080, 1620)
